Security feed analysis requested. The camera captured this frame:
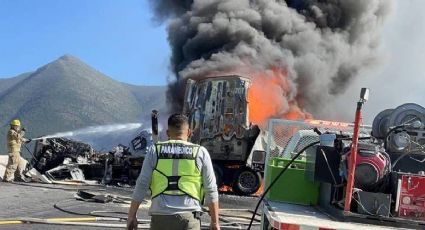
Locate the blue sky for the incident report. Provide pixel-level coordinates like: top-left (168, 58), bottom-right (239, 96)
top-left (1, 1), bottom-right (424, 122)
top-left (0, 0), bottom-right (170, 85)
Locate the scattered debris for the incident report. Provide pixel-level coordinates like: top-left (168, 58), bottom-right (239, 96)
top-left (24, 129), bottom-right (154, 186)
top-left (75, 190), bottom-right (132, 204)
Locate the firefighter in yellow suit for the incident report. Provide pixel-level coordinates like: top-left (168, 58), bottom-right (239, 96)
top-left (3, 119), bottom-right (30, 182)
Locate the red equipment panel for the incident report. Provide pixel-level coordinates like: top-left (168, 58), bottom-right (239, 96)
top-left (398, 174), bottom-right (425, 220)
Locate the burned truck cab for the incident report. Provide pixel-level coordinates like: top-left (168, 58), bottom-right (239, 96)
top-left (183, 76), bottom-right (265, 195)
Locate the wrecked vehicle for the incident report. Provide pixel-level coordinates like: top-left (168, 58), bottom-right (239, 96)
top-left (25, 129), bottom-right (154, 185)
top-left (183, 76), bottom-right (267, 195)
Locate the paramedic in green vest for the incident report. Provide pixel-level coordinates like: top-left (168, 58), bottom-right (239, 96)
top-left (127, 114), bottom-right (220, 230)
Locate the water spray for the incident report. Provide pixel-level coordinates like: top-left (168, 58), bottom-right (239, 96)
top-left (32, 123), bottom-right (142, 141)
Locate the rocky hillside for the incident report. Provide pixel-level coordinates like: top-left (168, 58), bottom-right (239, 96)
top-left (0, 55), bottom-right (167, 154)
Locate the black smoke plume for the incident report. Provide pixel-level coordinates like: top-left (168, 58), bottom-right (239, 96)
top-left (150, 0), bottom-right (392, 116)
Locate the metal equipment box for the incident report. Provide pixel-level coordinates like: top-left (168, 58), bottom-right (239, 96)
top-left (397, 173), bottom-right (425, 221)
top-left (265, 157), bottom-right (320, 205)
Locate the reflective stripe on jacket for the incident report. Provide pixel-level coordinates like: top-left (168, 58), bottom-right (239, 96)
top-left (150, 140), bottom-right (204, 202)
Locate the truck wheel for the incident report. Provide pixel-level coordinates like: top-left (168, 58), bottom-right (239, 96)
top-left (232, 167), bottom-right (261, 196)
top-left (213, 164), bottom-right (224, 188)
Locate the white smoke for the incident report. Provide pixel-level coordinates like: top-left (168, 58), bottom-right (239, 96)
top-left (33, 123), bottom-right (142, 140)
top-left (33, 123), bottom-right (167, 151)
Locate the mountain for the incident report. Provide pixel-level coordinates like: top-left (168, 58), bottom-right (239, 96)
top-left (0, 55), bottom-right (167, 154)
top-left (0, 72), bottom-right (32, 93)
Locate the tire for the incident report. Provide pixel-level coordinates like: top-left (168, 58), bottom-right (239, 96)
top-left (213, 164), bottom-right (224, 188)
top-left (232, 167), bottom-right (262, 196)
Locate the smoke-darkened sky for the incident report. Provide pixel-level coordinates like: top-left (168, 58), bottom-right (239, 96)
top-left (325, 0), bottom-right (425, 123)
top-left (150, 0), bottom-right (394, 118)
top-left (149, 0), bottom-right (425, 122)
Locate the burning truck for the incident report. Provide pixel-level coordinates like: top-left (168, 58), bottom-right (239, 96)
top-left (24, 76), bottom-right (267, 195)
top-left (182, 75), bottom-right (268, 195)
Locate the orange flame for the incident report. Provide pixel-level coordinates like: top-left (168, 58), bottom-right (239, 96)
top-left (186, 66), bottom-right (311, 127)
top-left (248, 67), bottom-right (311, 127)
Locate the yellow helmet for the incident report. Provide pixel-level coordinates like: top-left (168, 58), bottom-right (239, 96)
top-left (10, 119), bottom-right (21, 126)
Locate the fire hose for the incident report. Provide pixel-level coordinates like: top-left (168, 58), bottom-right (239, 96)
top-left (247, 140), bottom-right (321, 229)
top-left (0, 192), bottom-right (261, 229)
top-left (24, 144), bottom-right (36, 160)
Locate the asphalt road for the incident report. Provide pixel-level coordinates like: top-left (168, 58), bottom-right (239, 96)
top-left (0, 182), bottom-right (261, 230)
